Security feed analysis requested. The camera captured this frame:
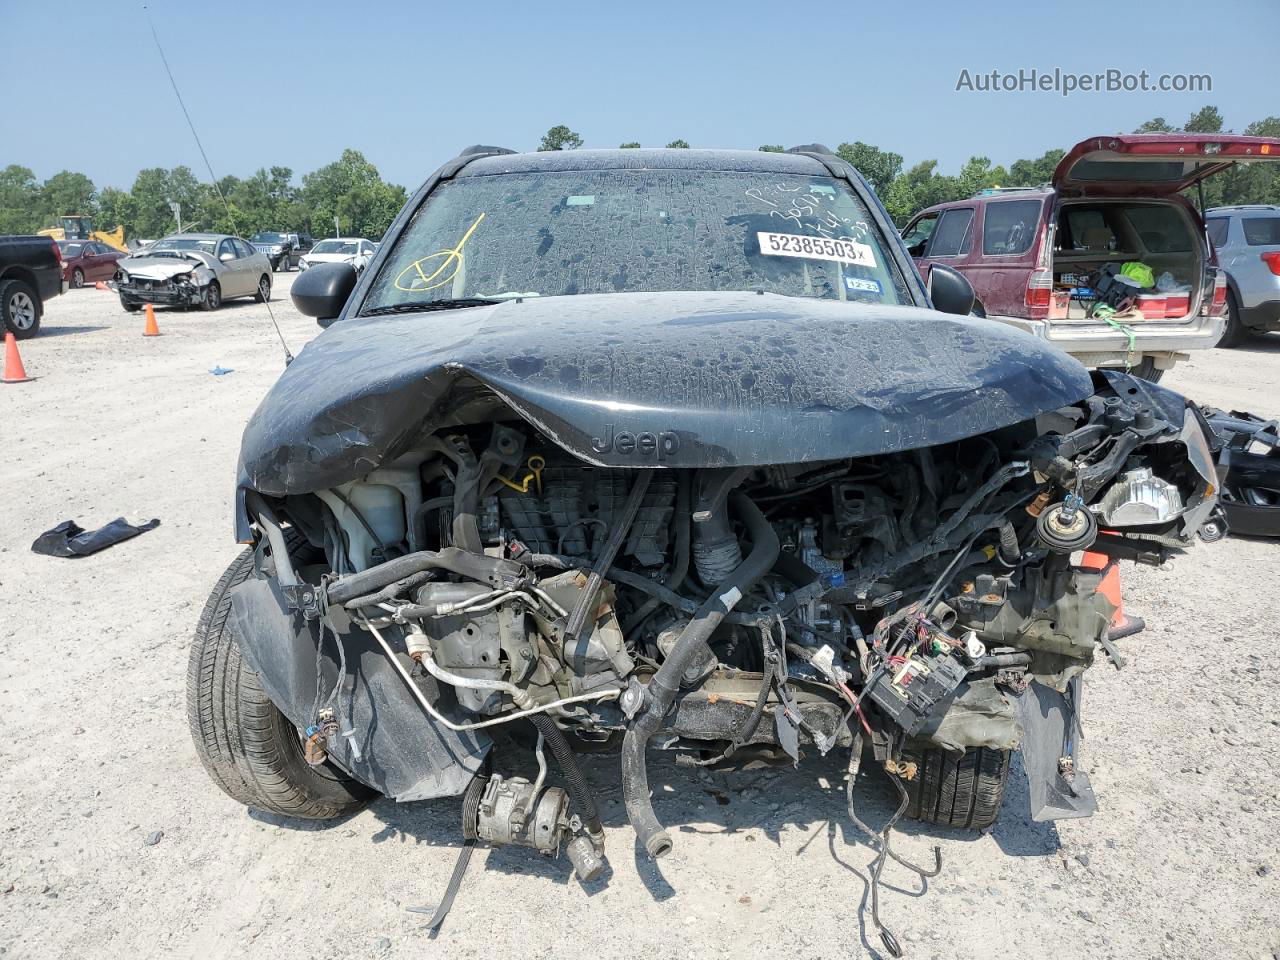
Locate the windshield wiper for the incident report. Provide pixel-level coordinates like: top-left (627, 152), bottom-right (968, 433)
top-left (361, 298), bottom-right (501, 317)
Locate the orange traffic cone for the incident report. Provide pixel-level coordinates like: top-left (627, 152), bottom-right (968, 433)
top-left (143, 304), bottom-right (160, 337)
top-left (2, 330), bottom-right (33, 383)
top-left (95, 281), bottom-right (108, 291)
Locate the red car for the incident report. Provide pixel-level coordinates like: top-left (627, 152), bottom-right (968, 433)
top-left (902, 134), bottom-right (1280, 381)
top-left (58, 240), bottom-right (125, 289)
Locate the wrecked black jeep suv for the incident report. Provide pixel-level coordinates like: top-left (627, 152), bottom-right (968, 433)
top-left (188, 146), bottom-right (1220, 940)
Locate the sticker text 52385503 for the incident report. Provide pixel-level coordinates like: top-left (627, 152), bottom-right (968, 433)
top-left (757, 232), bottom-right (877, 268)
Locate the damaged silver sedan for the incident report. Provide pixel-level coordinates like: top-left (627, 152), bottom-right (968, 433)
top-left (114, 233), bottom-right (272, 312)
top-left (186, 146), bottom-right (1223, 953)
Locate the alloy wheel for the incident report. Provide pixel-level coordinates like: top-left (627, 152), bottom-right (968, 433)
top-left (8, 291), bottom-right (36, 331)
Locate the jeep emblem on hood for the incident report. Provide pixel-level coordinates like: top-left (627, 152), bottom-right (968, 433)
top-left (590, 424), bottom-right (680, 459)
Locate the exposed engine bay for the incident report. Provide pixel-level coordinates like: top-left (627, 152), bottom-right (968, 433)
top-left (231, 365), bottom-right (1218, 917)
top-left (200, 149), bottom-right (1228, 953)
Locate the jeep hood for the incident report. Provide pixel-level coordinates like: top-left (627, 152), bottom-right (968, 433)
top-left (237, 291), bottom-right (1093, 496)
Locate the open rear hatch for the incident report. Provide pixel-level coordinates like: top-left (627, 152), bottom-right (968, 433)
top-left (1054, 134), bottom-right (1280, 197)
top-left (1039, 135), bottom-right (1280, 334)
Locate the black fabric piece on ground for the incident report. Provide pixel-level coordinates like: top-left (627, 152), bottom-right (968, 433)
top-left (31, 518), bottom-right (160, 558)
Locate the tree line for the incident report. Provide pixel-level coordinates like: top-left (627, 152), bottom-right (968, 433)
top-left (0, 148), bottom-right (406, 242)
top-left (3, 105), bottom-right (1277, 243)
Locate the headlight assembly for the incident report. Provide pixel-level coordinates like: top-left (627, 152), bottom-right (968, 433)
top-left (1095, 468), bottom-right (1185, 525)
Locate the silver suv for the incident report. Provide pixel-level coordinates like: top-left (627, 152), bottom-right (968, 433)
top-left (1206, 205), bottom-right (1280, 346)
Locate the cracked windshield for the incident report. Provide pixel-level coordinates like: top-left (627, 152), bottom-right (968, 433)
top-left (363, 169), bottom-right (909, 311)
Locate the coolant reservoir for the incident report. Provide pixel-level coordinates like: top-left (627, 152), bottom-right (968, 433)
top-left (317, 481), bottom-right (407, 570)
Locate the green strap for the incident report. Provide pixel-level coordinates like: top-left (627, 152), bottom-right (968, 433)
top-left (1091, 304), bottom-right (1138, 370)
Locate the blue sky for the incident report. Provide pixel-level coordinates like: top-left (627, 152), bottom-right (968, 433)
top-left (7, 0), bottom-right (1277, 190)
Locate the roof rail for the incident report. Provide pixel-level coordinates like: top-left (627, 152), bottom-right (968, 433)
top-left (786, 143), bottom-right (835, 156)
top-left (457, 145), bottom-right (516, 157)
top-left (1205, 204), bottom-right (1280, 212)
top-left (973, 185), bottom-right (1049, 198)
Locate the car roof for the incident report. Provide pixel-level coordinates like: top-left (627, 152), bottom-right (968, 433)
top-left (164, 232), bottom-right (231, 240)
top-left (315, 237), bottom-right (369, 243)
top-left (457, 148), bottom-right (831, 178)
top-left (1205, 205), bottom-right (1280, 215)
top-left (913, 188), bottom-right (1052, 219)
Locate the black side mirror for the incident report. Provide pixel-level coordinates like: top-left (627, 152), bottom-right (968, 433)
top-left (291, 261), bottom-right (358, 326)
top-left (928, 263), bottom-right (977, 316)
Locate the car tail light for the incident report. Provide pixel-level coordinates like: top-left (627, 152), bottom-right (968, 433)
top-left (1025, 267), bottom-right (1053, 318)
top-left (1022, 220), bottom-right (1055, 320)
top-left (50, 238), bottom-right (62, 264)
top-left (1202, 270), bottom-right (1228, 318)
top-left (1261, 251), bottom-right (1280, 276)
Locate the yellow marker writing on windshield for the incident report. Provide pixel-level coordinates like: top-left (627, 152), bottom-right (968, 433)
top-left (394, 212), bottom-right (486, 292)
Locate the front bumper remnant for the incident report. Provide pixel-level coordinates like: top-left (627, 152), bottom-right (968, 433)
top-left (117, 280), bottom-right (204, 306)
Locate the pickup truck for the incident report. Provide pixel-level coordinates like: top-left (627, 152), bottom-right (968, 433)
top-left (0, 235), bottom-right (65, 339)
top-left (250, 232), bottom-right (300, 272)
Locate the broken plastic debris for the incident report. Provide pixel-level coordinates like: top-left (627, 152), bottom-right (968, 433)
top-left (31, 518), bottom-right (161, 558)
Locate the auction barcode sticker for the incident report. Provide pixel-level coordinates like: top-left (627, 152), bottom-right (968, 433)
top-left (757, 232), bottom-right (877, 268)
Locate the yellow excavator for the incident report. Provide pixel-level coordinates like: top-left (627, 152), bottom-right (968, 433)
top-left (38, 215), bottom-right (128, 252)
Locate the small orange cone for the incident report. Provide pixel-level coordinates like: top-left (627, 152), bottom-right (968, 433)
top-left (143, 304), bottom-right (160, 337)
top-left (2, 331), bottom-right (33, 384)
top-left (95, 281), bottom-right (108, 291)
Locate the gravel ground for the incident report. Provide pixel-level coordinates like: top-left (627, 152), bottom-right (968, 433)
top-left (2, 279), bottom-right (1277, 960)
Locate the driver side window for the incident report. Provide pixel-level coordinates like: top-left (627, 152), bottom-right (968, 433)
top-left (218, 238), bottom-right (236, 260)
top-left (902, 214), bottom-right (937, 258)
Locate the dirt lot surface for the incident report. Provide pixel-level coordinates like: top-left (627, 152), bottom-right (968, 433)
top-left (2, 278), bottom-right (1277, 960)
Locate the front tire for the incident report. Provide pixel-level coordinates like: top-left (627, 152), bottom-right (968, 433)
top-left (0, 278), bottom-right (42, 339)
top-left (71, 268), bottom-right (85, 289)
top-left (903, 746), bottom-right (1010, 830)
top-left (186, 546), bottom-right (374, 819)
top-left (120, 296), bottom-right (141, 313)
top-left (201, 280), bottom-right (222, 311)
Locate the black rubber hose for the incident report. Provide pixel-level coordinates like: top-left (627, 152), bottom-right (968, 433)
top-left (973, 652), bottom-right (1032, 670)
top-left (327, 547), bottom-right (527, 605)
top-left (622, 472), bottom-right (692, 636)
top-left (726, 629), bottom-right (776, 755)
top-left (522, 554), bottom-right (770, 627)
top-left (529, 714), bottom-right (605, 846)
top-left (994, 519), bottom-right (1020, 564)
top-left (342, 570), bottom-right (436, 609)
top-left (621, 492), bottom-right (779, 859)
